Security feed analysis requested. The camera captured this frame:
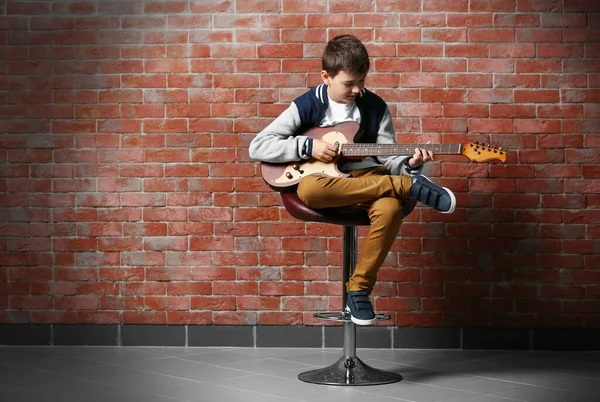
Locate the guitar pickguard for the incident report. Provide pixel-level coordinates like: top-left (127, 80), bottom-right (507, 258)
top-left (271, 130), bottom-right (350, 185)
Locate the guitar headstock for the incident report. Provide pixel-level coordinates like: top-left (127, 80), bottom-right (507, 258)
top-left (461, 142), bottom-right (507, 163)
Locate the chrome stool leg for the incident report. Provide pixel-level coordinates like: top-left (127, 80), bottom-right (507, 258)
top-left (298, 226), bottom-right (403, 386)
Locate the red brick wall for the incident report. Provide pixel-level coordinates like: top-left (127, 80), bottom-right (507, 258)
top-left (1, 0), bottom-right (599, 328)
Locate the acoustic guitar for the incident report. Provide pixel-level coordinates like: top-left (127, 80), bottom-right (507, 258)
top-left (260, 121), bottom-right (506, 191)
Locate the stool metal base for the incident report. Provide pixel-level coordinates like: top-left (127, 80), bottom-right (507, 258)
top-left (298, 356), bottom-right (403, 386)
top-left (314, 310), bottom-right (391, 323)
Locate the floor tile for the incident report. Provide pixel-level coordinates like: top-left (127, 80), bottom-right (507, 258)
top-left (546, 377), bottom-right (600, 395)
top-left (144, 380), bottom-right (270, 401)
top-left (204, 373), bottom-right (293, 392)
top-left (443, 395), bottom-right (522, 402)
top-left (321, 393), bottom-right (413, 402)
top-left (408, 372), bottom-right (527, 393)
top-left (219, 357), bottom-right (318, 376)
top-left (489, 384), bottom-right (600, 402)
top-left (44, 380), bottom-right (188, 402)
top-left (177, 349), bottom-right (266, 366)
top-left (0, 386), bottom-right (68, 402)
top-left (254, 377), bottom-right (364, 401)
top-left (65, 346), bottom-right (165, 366)
top-left (128, 357), bottom-right (252, 383)
top-left (368, 380), bottom-right (480, 402)
top-left (18, 355), bottom-right (106, 373)
top-left (60, 364), bottom-right (188, 390)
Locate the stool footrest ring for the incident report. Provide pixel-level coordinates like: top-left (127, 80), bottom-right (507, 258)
top-left (298, 356), bottom-right (403, 386)
top-left (313, 311), bottom-right (392, 323)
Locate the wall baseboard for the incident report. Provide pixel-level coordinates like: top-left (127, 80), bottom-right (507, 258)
top-left (1, 325), bottom-right (598, 350)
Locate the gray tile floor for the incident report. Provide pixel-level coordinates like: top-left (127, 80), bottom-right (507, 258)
top-left (1, 346), bottom-right (599, 402)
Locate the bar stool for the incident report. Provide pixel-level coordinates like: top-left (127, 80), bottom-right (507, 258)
top-left (280, 192), bottom-right (417, 386)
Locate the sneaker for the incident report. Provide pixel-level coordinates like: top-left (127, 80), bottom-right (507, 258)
top-left (410, 174), bottom-right (456, 214)
top-left (345, 291), bottom-right (376, 326)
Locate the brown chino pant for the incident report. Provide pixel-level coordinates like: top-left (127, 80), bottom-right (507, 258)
top-left (296, 167), bottom-right (413, 293)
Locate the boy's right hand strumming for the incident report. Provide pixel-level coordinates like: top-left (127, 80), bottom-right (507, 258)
top-left (311, 139), bottom-right (339, 163)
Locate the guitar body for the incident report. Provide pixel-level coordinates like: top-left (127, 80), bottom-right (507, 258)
top-left (260, 121), bottom-right (360, 191)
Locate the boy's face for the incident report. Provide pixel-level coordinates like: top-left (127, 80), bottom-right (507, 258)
top-left (321, 70), bottom-right (366, 104)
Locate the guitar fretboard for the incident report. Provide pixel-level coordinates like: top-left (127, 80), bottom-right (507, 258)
top-left (340, 143), bottom-right (462, 157)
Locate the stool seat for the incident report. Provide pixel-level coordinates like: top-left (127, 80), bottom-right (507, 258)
top-left (281, 193), bottom-right (417, 227)
top-left (280, 193), bottom-right (370, 226)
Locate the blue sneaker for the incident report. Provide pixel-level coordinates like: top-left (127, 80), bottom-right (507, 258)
top-left (345, 291), bottom-right (376, 326)
top-left (410, 175), bottom-right (456, 214)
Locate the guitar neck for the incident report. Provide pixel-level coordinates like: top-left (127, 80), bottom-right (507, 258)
top-left (340, 143), bottom-right (463, 157)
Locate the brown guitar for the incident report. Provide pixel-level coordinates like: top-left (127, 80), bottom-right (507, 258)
top-left (260, 121), bottom-right (507, 191)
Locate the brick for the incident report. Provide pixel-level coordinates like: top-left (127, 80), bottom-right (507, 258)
top-left (494, 74), bottom-right (539, 88)
top-left (143, 296), bottom-right (188, 311)
top-left (447, 73), bottom-right (492, 88)
top-left (422, 28), bottom-right (466, 43)
top-left (538, 44), bottom-right (583, 59)
top-left (563, 120), bottom-right (600, 134)
top-left (122, 74), bottom-right (166, 88)
top-left (123, 311), bottom-right (166, 324)
top-left (470, 28), bottom-right (514, 42)
top-left (10, 296), bottom-right (53, 310)
top-left (166, 44), bottom-right (209, 58)
top-left (98, 268), bottom-right (144, 282)
top-left (494, 13), bottom-right (539, 27)
top-left (470, 0), bottom-right (515, 12)
top-left (519, 149), bottom-right (564, 164)
top-left (514, 89), bottom-right (559, 103)
top-left (490, 44), bottom-right (535, 58)
top-left (564, 0), bottom-right (600, 12)
top-left (537, 105), bottom-right (582, 118)
top-left (400, 13), bottom-right (445, 27)
top-left (514, 119), bottom-right (560, 133)
top-left (400, 73), bottom-right (445, 88)
top-left (490, 104), bottom-right (535, 118)
top-left (517, 28), bottom-right (562, 43)
top-left (469, 119), bottom-right (513, 133)
top-left (473, 58), bottom-right (518, 74)
top-left (166, 311), bottom-right (210, 325)
top-left (562, 90), bottom-right (600, 104)
top-left (122, 251), bottom-right (165, 266)
top-left (538, 134), bottom-right (583, 148)
top-left (421, 89), bottom-right (465, 103)
top-left (422, 59), bottom-right (466, 72)
top-left (448, 13), bottom-right (492, 27)
top-left (541, 13), bottom-right (586, 27)
top-left (564, 28), bottom-right (600, 43)
top-left (190, 296), bottom-right (234, 311)
top-left (146, 267), bottom-right (190, 281)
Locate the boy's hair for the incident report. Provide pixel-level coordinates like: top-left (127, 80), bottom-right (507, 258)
top-left (322, 35), bottom-right (370, 78)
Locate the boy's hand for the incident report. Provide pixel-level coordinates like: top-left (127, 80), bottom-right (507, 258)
top-left (311, 139), bottom-right (338, 163)
top-left (408, 142), bottom-right (434, 168)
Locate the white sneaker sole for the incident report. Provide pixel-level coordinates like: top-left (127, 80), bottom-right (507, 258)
top-left (418, 174), bottom-right (456, 214)
top-left (345, 306), bottom-right (376, 326)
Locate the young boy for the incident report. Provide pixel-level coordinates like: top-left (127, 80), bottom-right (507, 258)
top-left (249, 35), bottom-right (455, 325)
